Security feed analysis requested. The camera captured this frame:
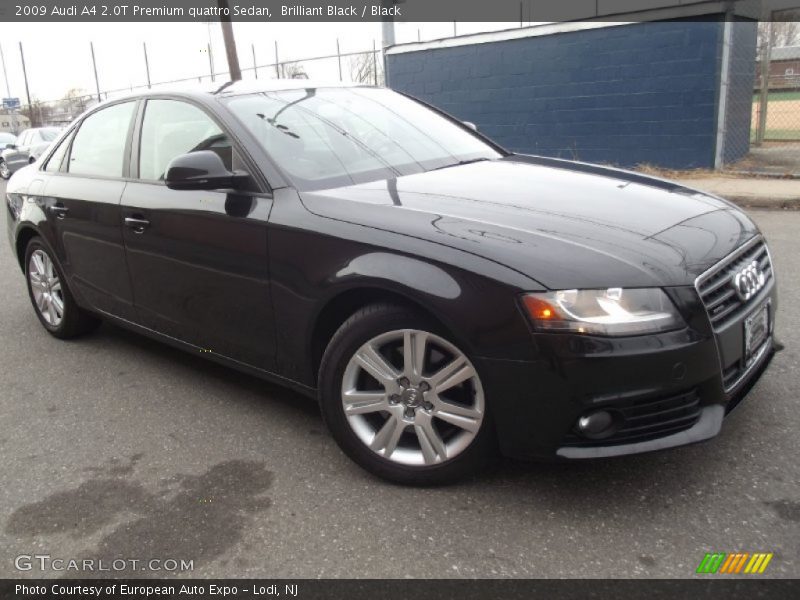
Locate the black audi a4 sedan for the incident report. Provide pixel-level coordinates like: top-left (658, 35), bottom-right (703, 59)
top-left (5, 80), bottom-right (777, 484)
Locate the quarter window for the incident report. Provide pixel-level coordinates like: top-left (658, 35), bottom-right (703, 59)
top-left (44, 131), bottom-right (73, 173)
top-left (68, 102), bottom-right (135, 178)
top-left (139, 99), bottom-right (231, 181)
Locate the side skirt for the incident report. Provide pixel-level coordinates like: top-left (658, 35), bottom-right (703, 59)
top-left (93, 309), bottom-right (317, 399)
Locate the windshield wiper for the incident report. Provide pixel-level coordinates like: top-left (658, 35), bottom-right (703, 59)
top-left (432, 157), bottom-right (492, 171)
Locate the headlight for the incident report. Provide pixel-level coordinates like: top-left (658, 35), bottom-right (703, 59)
top-left (522, 288), bottom-right (684, 336)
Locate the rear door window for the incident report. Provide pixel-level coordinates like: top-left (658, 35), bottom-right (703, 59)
top-left (68, 102), bottom-right (136, 178)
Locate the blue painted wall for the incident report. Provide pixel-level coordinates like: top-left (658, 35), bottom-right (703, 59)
top-left (387, 21), bottom-right (752, 169)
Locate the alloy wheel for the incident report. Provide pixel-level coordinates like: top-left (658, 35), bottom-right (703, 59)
top-left (341, 329), bottom-right (484, 466)
top-left (0, 160), bottom-right (9, 178)
top-left (28, 249), bottom-right (65, 327)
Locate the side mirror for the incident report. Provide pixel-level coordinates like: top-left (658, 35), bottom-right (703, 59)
top-left (462, 121), bottom-right (478, 132)
top-left (5, 143), bottom-right (16, 150)
top-left (165, 150), bottom-right (249, 191)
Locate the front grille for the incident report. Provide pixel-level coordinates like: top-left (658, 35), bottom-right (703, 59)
top-left (696, 237), bottom-right (773, 331)
top-left (562, 389), bottom-right (701, 448)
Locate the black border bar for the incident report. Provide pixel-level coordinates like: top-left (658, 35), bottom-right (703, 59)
top-left (2, 579), bottom-right (800, 600)
top-left (1, 1), bottom-right (798, 23)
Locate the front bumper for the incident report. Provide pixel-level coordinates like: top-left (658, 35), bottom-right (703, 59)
top-left (482, 280), bottom-right (778, 461)
top-left (556, 337), bottom-right (774, 459)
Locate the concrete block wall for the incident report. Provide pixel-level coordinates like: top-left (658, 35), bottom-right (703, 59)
top-left (387, 19), bottom-right (756, 169)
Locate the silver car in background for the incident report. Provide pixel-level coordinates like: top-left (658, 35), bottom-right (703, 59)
top-left (0, 127), bottom-right (60, 179)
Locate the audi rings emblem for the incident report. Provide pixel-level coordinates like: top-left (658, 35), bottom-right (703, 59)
top-left (732, 260), bottom-right (766, 301)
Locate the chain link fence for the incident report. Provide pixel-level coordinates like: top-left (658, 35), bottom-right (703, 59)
top-left (724, 18), bottom-right (800, 176)
top-left (2, 20), bottom-right (795, 176)
top-left (0, 42), bottom-right (383, 134)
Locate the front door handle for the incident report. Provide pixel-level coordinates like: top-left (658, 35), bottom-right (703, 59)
top-left (49, 204), bottom-right (68, 219)
top-left (124, 217), bottom-right (150, 233)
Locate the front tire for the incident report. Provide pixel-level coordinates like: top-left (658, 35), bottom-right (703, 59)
top-left (0, 159), bottom-right (10, 179)
top-left (24, 238), bottom-right (100, 339)
top-left (319, 304), bottom-right (494, 485)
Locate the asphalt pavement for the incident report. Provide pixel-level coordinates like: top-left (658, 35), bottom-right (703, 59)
top-left (0, 179), bottom-right (797, 579)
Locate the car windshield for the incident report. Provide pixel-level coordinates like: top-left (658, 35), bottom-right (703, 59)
top-left (0, 133), bottom-right (15, 143)
top-left (224, 87), bottom-right (502, 191)
top-left (39, 128), bottom-right (60, 142)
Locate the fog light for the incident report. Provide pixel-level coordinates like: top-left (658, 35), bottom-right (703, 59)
top-left (576, 410), bottom-right (619, 440)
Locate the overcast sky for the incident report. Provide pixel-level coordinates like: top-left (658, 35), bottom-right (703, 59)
top-left (0, 21), bottom-right (521, 103)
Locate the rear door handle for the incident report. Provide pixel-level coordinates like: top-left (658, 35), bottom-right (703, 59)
top-left (49, 204), bottom-right (68, 219)
top-left (124, 217), bottom-right (150, 233)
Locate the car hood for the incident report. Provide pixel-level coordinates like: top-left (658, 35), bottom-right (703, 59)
top-left (300, 156), bottom-right (759, 289)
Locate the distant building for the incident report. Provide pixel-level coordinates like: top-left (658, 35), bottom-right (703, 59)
top-left (0, 112), bottom-right (31, 134)
top-left (756, 46), bottom-right (800, 90)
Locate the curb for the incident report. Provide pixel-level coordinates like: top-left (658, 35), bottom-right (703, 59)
top-left (721, 170), bottom-right (800, 180)
top-left (724, 196), bottom-right (800, 210)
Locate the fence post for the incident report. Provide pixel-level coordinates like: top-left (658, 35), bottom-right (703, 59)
top-left (0, 44), bottom-right (16, 132)
top-left (337, 39), bottom-right (343, 81)
top-left (756, 23), bottom-right (772, 146)
top-left (274, 41), bottom-right (280, 78)
top-left (714, 15), bottom-right (732, 169)
top-left (0, 44), bottom-right (10, 97)
top-left (252, 43), bottom-right (258, 79)
top-left (143, 42), bottom-right (151, 89)
top-left (373, 40), bottom-right (378, 86)
top-left (90, 42), bottom-right (101, 103)
top-left (207, 42), bottom-right (215, 82)
top-left (19, 42), bottom-right (32, 109)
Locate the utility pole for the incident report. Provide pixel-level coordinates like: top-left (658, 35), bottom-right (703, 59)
top-left (380, 0), bottom-right (396, 86)
top-left (252, 43), bottom-right (258, 79)
top-left (217, 0), bottom-right (241, 81)
top-left (274, 40), bottom-right (280, 78)
top-left (143, 42), bottom-right (152, 88)
top-left (381, 14), bottom-right (395, 48)
top-left (89, 42), bottom-right (101, 102)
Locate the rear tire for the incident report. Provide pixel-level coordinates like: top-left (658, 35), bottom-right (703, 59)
top-left (0, 159), bottom-right (10, 179)
top-left (24, 237), bottom-right (100, 339)
top-left (318, 303), bottom-right (494, 485)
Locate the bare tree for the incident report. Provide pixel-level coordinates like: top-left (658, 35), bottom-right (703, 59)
top-left (348, 52), bottom-right (377, 84)
top-left (758, 13), bottom-right (800, 52)
top-left (20, 97), bottom-right (55, 127)
top-left (60, 88), bottom-right (91, 120)
top-left (279, 61), bottom-right (308, 79)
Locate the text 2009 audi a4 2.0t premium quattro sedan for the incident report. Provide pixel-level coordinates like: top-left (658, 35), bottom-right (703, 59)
top-left (5, 81), bottom-right (778, 484)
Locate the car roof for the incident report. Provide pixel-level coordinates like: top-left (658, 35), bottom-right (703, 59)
top-left (106, 79), bottom-right (376, 104)
top-left (219, 79), bottom-right (374, 96)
